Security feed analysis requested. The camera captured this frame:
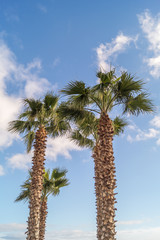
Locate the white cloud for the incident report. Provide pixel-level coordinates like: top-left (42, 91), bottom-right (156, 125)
top-left (0, 223), bottom-right (26, 240)
top-left (96, 33), bottom-right (137, 71)
top-left (1, 223), bottom-right (160, 240)
top-left (8, 135), bottom-right (81, 170)
top-left (138, 10), bottom-right (160, 52)
top-left (0, 41), bottom-right (21, 148)
top-left (0, 224), bottom-right (96, 240)
top-left (147, 56), bottom-right (160, 77)
top-left (0, 223), bottom-right (26, 232)
top-left (0, 39), bottom-right (55, 149)
top-left (150, 115), bottom-right (160, 128)
top-left (53, 58), bottom-right (60, 67)
top-left (0, 165), bottom-right (5, 176)
top-left (138, 10), bottom-right (160, 77)
top-left (127, 117), bottom-right (160, 146)
top-left (127, 124), bottom-right (137, 131)
top-left (25, 77), bottom-right (51, 98)
top-left (46, 135), bottom-right (81, 161)
top-left (8, 152), bottom-right (32, 170)
top-left (45, 229), bottom-right (96, 240)
top-left (135, 128), bottom-right (159, 141)
top-left (117, 226), bottom-right (160, 240)
top-left (127, 128), bottom-right (159, 143)
top-left (118, 220), bottom-right (144, 225)
top-left (14, 58), bottom-right (52, 98)
top-left (156, 138), bottom-right (160, 146)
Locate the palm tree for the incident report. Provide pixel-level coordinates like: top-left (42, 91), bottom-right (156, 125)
top-left (60, 69), bottom-right (154, 240)
top-left (9, 93), bottom-right (69, 240)
top-left (15, 168), bottom-right (69, 240)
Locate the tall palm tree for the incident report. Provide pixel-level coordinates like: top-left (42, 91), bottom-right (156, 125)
top-left (15, 168), bottom-right (69, 240)
top-left (60, 69), bottom-right (154, 240)
top-left (9, 93), bottom-right (69, 240)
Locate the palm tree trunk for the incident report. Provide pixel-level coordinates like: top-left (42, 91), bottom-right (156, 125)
top-left (26, 126), bottom-right (47, 240)
top-left (39, 198), bottom-right (48, 240)
top-left (93, 112), bottom-right (117, 240)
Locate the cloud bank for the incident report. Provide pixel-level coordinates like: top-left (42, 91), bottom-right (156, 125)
top-left (1, 222), bottom-right (160, 240)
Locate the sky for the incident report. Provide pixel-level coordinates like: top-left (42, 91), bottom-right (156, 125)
top-left (1, 0), bottom-right (160, 239)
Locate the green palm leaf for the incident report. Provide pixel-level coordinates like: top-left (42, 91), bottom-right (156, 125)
top-left (9, 94), bottom-right (70, 152)
top-left (123, 92), bottom-right (154, 115)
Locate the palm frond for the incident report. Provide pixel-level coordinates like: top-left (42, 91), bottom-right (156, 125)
top-left (15, 168), bottom-right (69, 203)
top-left (44, 93), bottom-right (59, 112)
top-left (8, 120), bottom-right (27, 134)
top-left (96, 69), bottom-right (116, 85)
top-left (123, 93), bottom-right (154, 115)
top-left (15, 189), bottom-right (30, 203)
top-left (75, 113), bottom-right (98, 136)
top-left (58, 102), bottom-right (91, 122)
top-left (61, 81), bottom-right (91, 108)
top-left (115, 72), bottom-right (144, 100)
top-left (23, 131), bottom-right (35, 153)
top-left (54, 178), bottom-right (69, 189)
top-left (46, 118), bottom-right (70, 137)
top-left (71, 130), bottom-right (94, 149)
top-left (112, 117), bottom-right (128, 136)
top-left (61, 81), bottom-right (86, 95)
top-left (23, 98), bottom-right (42, 118)
top-left (51, 168), bottom-right (68, 180)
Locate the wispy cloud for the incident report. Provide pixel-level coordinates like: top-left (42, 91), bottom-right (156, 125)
top-left (118, 220), bottom-right (144, 225)
top-left (150, 114), bottom-right (160, 128)
top-left (45, 229), bottom-right (96, 240)
top-left (138, 10), bottom-right (160, 77)
top-left (96, 33), bottom-right (137, 72)
top-left (38, 4), bottom-right (47, 13)
top-left (0, 165), bottom-right (5, 176)
top-left (53, 58), bottom-right (60, 67)
top-left (4, 9), bottom-right (19, 22)
top-left (126, 115), bottom-right (160, 145)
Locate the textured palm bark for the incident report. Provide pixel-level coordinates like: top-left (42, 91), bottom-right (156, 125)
top-left (39, 198), bottom-right (48, 240)
top-left (93, 112), bottom-right (117, 240)
top-left (26, 126), bottom-right (47, 240)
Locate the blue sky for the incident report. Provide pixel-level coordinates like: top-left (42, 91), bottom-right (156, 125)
top-left (1, 0), bottom-right (160, 239)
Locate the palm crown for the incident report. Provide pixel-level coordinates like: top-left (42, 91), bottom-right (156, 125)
top-left (61, 69), bottom-right (153, 115)
top-left (15, 168), bottom-right (69, 203)
top-left (60, 69), bottom-right (153, 148)
top-left (9, 93), bottom-right (70, 152)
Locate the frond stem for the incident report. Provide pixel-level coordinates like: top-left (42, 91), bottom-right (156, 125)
top-left (85, 108), bottom-right (100, 114)
top-left (90, 96), bottom-right (103, 112)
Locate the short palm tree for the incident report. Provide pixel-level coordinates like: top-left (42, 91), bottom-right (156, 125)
top-left (15, 168), bottom-right (69, 240)
top-left (61, 69), bottom-right (154, 240)
top-left (9, 93), bottom-right (69, 240)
